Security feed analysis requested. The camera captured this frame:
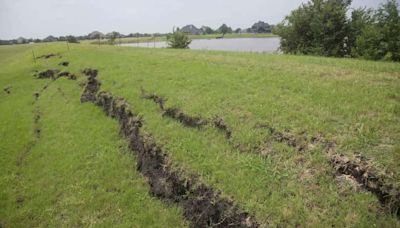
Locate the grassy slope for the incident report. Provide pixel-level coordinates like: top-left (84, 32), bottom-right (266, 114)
top-left (1, 43), bottom-right (399, 226)
top-left (0, 45), bottom-right (186, 227)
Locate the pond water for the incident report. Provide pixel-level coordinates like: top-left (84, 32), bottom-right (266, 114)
top-left (121, 37), bottom-right (281, 53)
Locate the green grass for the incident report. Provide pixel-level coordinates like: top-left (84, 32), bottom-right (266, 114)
top-left (1, 42), bottom-right (399, 227)
top-left (85, 33), bottom-right (278, 45)
top-left (0, 45), bottom-right (186, 227)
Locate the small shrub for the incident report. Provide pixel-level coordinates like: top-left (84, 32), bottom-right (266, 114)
top-left (167, 30), bottom-right (191, 49)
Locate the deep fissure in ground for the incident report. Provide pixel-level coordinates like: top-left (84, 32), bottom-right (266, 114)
top-left (81, 69), bottom-right (258, 227)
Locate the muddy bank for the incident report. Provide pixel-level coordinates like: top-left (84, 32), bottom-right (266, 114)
top-left (84, 75), bottom-right (258, 227)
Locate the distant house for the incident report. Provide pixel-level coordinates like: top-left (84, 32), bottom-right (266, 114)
top-left (43, 35), bottom-right (58, 42)
top-left (88, 31), bottom-right (104, 39)
top-left (250, 21), bottom-right (272, 33)
top-left (16, 37), bottom-right (26, 44)
top-left (180, 24), bottom-right (202, 35)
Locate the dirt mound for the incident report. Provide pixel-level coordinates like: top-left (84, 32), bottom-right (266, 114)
top-left (141, 88), bottom-right (166, 110)
top-left (58, 71), bottom-right (76, 80)
top-left (59, 61), bottom-right (69, 66)
top-left (36, 69), bottom-right (60, 80)
top-left (331, 154), bottom-right (400, 215)
top-left (80, 69), bottom-right (101, 103)
top-left (213, 116), bottom-right (232, 139)
top-left (37, 53), bottom-right (61, 59)
top-left (269, 128), bottom-right (308, 152)
top-left (3, 85), bottom-right (11, 94)
top-left (82, 68), bottom-right (98, 78)
top-left (92, 82), bottom-right (258, 227)
top-left (35, 70), bottom-right (76, 81)
top-left (163, 108), bottom-right (208, 128)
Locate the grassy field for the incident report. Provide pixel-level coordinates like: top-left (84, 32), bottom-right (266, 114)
top-left (86, 33), bottom-right (278, 45)
top-left (0, 42), bottom-right (399, 227)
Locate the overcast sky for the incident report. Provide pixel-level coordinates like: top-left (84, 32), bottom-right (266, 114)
top-left (0, 0), bottom-right (390, 39)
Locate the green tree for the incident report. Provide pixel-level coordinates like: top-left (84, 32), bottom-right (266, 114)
top-left (167, 29), bottom-right (191, 49)
top-left (355, 0), bottom-right (400, 61)
top-left (218, 24), bottom-right (232, 37)
top-left (66, 35), bottom-right (79, 43)
top-left (274, 0), bottom-right (351, 57)
top-left (202, 26), bottom-right (214, 35)
top-left (108, 31), bottom-right (119, 45)
top-left (348, 8), bottom-right (373, 56)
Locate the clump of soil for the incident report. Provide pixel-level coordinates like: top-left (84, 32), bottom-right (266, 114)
top-left (33, 93), bottom-right (40, 102)
top-left (82, 68), bottom-right (98, 78)
top-left (59, 61), bottom-right (69, 66)
top-left (213, 116), bottom-right (232, 139)
top-left (36, 69), bottom-right (60, 80)
top-left (80, 69), bottom-right (101, 103)
top-left (163, 108), bottom-right (208, 128)
top-left (58, 71), bottom-right (76, 80)
top-left (37, 53), bottom-right (61, 59)
top-left (3, 85), bottom-right (11, 94)
top-left (270, 129), bottom-right (308, 152)
top-left (91, 80), bottom-right (258, 227)
top-left (331, 153), bottom-right (400, 215)
top-left (141, 88), bottom-right (166, 110)
top-left (35, 69), bottom-right (76, 80)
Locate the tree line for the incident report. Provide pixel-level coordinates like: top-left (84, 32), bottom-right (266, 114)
top-left (274, 0), bottom-right (400, 61)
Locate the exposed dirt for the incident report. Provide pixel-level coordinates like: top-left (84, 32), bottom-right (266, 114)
top-left (91, 78), bottom-right (258, 227)
top-left (36, 53), bottom-right (61, 59)
top-left (141, 88), bottom-right (166, 110)
top-left (3, 85), bottom-right (11, 94)
top-left (80, 69), bottom-right (101, 103)
top-left (82, 68), bottom-right (98, 78)
top-left (34, 69), bottom-right (76, 81)
top-left (58, 71), bottom-right (77, 80)
top-left (36, 69), bottom-right (60, 80)
top-left (213, 116), bottom-right (232, 139)
top-left (141, 89), bottom-right (235, 139)
top-left (331, 153), bottom-right (400, 215)
top-left (255, 122), bottom-right (400, 216)
top-left (257, 124), bottom-right (309, 152)
top-left (59, 61), bottom-right (69, 67)
top-left (271, 130), bottom-right (309, 152)
top-left (163, 108), bottom-right (208, 128)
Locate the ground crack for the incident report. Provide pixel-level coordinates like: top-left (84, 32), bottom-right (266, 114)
top-left (141, 88), bottom-right (232, 139)
top-left (81, 72), bottom-right (258, 227)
